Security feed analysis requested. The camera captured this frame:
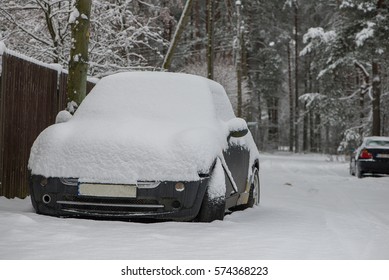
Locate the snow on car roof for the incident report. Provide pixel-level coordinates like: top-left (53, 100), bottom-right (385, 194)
top-left (363, 136), bottom-right (389, 141)
top-left (29, 72), bottom-right (231, 184)
top-left (364, 136), bottom-right (389, 149)
top-left (74, 71), bottom-right (217, 124)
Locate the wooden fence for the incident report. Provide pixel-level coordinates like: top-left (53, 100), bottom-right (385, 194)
top-left (0, 51), bottom-right (95, 198)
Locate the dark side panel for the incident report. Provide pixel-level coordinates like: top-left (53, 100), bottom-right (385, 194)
top-left (223, 144), bottom-right (250, 195)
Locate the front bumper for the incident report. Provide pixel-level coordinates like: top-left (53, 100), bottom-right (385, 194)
top-left (29, 176), bottom-right (209, 221)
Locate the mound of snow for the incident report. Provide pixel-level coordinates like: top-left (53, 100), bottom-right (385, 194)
top-left (29, 72), bottom-right (230, 183)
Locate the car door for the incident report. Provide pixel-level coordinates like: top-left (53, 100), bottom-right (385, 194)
top-left (207, 80), bottom-right (251, 207)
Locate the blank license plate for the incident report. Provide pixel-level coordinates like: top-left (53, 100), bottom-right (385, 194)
top-left (78, 183), bottom-right (137, 198)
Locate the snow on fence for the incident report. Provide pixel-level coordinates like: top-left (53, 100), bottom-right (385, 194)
top-left (0, 47), bottom-right (96, 198)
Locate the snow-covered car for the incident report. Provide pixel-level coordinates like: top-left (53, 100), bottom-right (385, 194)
top-left (349, 136), bottom-right (389, 178)
top-left (28, 72), bottom-right (260, 222)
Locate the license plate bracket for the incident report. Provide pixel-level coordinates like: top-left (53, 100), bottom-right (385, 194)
top-left (78, 183), bottom-right (137, 198)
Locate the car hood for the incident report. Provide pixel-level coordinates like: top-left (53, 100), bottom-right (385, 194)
top-left (28, 119), bottom-right (228, 184)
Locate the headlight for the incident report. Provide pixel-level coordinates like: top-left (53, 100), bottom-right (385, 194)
top-left (175, 182), bottom-right (185, 192)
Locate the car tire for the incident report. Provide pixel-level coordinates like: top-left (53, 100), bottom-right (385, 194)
top-left (247, 168), bottom-right (260, 207)
top-left (196, 190), bottom-right (225, 222)
top-left (356, 163), bottom-right (363, 179)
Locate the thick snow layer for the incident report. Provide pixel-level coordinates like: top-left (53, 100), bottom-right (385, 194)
top-left (55, 110), bottom-right (72, 124)
top-left (2, 153), bottom-right (389, 260)
top-left (28, 72), bottom-right (232, 183)
top-left (69, 7), bottom-right (80, 24)
top-left (364, 136), bottom-right (389, 143)
top-left (227, 117), bottom-right (247, 132)
top-left (207, 158), bottom-right (226, 199)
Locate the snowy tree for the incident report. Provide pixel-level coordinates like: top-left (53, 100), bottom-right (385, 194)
top-left (301, 0), bottom-right (389, 147)
top-left (88, 0), bottom-right (168, 76)
top-left (0, 0), bottom-right (72, 63)
top-left (162, 0), bottom-right (193, 70)
top-left (240, 0), bottom-right (291, 149)
top-left (169, 0), bottom-right (252, 119)
top-left (0, 0), bottom-right (168, 76)
top-left (2, 0), bottom-right (388, 152)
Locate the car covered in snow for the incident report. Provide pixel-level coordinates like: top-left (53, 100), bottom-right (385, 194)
top-left (349, 136), bottom-right (389, 178)
top-left (28, 72), bottom-right (260, 222)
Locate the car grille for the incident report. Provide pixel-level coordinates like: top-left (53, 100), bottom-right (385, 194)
top-left (57, 197), bottom-right (164, 217)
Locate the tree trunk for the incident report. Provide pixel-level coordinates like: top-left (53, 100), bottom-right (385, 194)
top-left (372, 60), bottom-right (381, 136)
top-left (235, 1), bottom-right (243, 117)
top-left (354, 62), bottom-right (370, 135)
top-left (206, 0), bottom-right (214, 80)
top-left (303, 56), bottom-right (310, 152)
top-left (294, 3), bottom-right (299, 152)
top-left (308, 54), bottom-right (314, 152)
top-left (162, 0), bottom-right (193, 70)
top-left (257, 88), bottom-right (263, 151)
top-left (356, 72), bottom-right (364, 136)
top-left (369, 0), bottom-right (385, 136)
top-left (309, 111), bottom-right (314, 152)
top-left (67, 0), bottom-right (92, 108)
top-left (325, 124), bottom-right (330, 154)
top-left (287, 42), bottom-right (294, 152)
top-left (267, 97), bottom-right (279, 149)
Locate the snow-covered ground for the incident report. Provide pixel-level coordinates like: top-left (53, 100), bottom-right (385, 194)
top-left (1, 153), bottom-right (389, 260)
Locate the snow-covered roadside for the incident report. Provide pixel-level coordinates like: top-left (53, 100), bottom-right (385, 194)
top-left (1, 153), bottom-right (389, 260)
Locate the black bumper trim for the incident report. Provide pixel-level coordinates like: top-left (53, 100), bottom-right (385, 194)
top-left (30, 176), bottom-right (209, 221)
top-left (57, 200), bottom-right (165, 208)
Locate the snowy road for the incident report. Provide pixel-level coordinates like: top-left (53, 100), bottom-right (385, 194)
top-left (1, 153), bottom-right (389, 260)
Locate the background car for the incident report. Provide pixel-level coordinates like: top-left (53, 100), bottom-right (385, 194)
top-left (28, 72), bottom-right (260, 222)
top-left (350, 136), bottom-right (389, 178)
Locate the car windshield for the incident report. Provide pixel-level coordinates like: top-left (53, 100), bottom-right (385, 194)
top-left (73, 72), bottom-right (217, 125)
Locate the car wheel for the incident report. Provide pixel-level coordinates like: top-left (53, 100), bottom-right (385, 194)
top-left (196, 190), bottom-right (225, 222)
top-left (196, 159), bottom-right (226, 222)
top-left (247, 168), bottom-right (260, 207)
top-left (356, 163), bottom-right (363, 179)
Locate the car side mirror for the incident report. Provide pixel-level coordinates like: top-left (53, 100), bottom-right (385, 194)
top-left (228, 118), bottom-right (249, 138)
top-left (55, 110), bottom-right (72, 124)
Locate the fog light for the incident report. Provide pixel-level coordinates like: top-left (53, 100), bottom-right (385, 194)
top-left (172, 200), bottom-right (181, 209)
top-left (175, 182), bottom-right (185, 192)
top-left (40, 177), bottom-right (48, 187)
top-left (42, 194), bottom-right (51, 204)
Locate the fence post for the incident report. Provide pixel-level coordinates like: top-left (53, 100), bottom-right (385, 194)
top-left (0, 51), bottom-right (5, 196)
